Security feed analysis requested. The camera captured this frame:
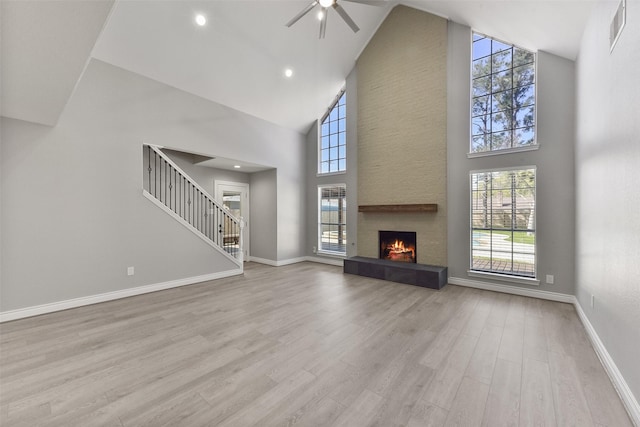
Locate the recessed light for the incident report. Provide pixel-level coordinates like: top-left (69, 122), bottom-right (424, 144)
top-left (284, 68), bottom-right (293, 78)
top-left (195, 14), bottom-right (206, 26)
top-left (319, 0), bottom-right (334, 7)
top-left (233, 165), bottom-right (241, 169)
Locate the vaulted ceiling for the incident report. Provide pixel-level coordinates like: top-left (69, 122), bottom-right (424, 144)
top-left (1, 0), bottom-right (598, 133)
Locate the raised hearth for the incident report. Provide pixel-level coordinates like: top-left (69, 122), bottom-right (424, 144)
top-left (344, 256), bottom-right (447, 290)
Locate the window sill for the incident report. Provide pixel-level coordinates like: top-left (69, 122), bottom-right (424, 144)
top-left (467, 270), bottom-right (540, 286)
top-left (467, 144), bottom-right (539, 158)
top-left (317, 170), bottom-right (346, 178)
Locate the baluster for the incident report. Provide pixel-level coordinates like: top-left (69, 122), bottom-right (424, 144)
top-left (168, 164), bottom-right (172, 211)
top-left (153, 151), bottom-right (157, 197)
top-left (234, 219), bottom-right (238, 257)
top-left (147, 146), bottom-right (151, 193)
top-left (205, 199), bottom-right (209, 239)
top-left (224, 212), bottom-right (228, 252)
top-left (219, 208), bottom-right (222, 246)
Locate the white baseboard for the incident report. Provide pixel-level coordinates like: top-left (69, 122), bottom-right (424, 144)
top-left (0, 269), bottom-right (243, 323)
top-left (449, 275), bottom-right (639, 425)
top-left (305, 256), bottom-right (344, 267)
top-left (249, 256), bottom-right (344, 267)
top-left (574, 301), bottom-right (640, 426)
top-left (247, 256), bottom-right (278, 266)
top-left (448, 276), bottom-right (574, 303)
top-left (248, 256), bottom-right (303, 267)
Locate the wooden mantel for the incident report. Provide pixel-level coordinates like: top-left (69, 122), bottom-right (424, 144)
top-left (358, 204), bottom-right (438, 213)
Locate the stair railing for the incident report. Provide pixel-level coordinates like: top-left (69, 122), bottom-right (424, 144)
top-left (142, 144), bottom-right (243, 265)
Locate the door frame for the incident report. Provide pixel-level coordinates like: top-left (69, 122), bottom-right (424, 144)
top-left (215, 181), bottom-right (250, 261)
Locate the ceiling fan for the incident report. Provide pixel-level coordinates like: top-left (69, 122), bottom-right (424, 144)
top-left (286, 0), bottom-right (381, 39)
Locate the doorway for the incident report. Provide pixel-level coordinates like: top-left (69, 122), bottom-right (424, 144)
top-left (215, 181), bottom-right (250, 261)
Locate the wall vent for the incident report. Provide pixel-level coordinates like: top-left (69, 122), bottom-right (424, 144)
top-left (610, 0), bottom-right (626, 53)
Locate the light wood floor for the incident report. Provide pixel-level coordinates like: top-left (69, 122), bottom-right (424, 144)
top-left (0, 262), bottom-right (632, 426)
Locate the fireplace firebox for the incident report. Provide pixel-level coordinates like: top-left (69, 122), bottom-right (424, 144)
top-left (379, 231), bottom-right (417, 263)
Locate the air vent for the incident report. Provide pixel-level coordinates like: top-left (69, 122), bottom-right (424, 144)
top-left (610, 0), bottom-right (626, 52)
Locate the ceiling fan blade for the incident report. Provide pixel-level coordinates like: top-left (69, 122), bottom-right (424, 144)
top-left (286, 1), bottom-right (319, 27)
top-left (319, 9), bottom-right (327, 39)
top-left (333, 3), bottom-right (360, 33)
top-left (342, 0), bottom-right (386, 5)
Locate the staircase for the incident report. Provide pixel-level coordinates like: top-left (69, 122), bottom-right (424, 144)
top-left (142, 144), bottom-right (243, 267)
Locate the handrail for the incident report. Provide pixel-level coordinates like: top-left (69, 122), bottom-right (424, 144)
top-left (142, 143), bottom-right (243, 264)
top-left (144, 144), bottom-right (240, 222)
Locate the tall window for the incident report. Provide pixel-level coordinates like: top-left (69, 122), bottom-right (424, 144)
top-left (471, 168), bottom-right (536, 278)
top-left (318, 185), bottom-right (346, 255)
top-left (471, 33), bottom-right (536, 154)
top-left (319, 91), bottom-right (346, 174)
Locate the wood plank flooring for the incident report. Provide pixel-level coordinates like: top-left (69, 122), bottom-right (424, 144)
top-left (0, 262), bottom-right (633, 426)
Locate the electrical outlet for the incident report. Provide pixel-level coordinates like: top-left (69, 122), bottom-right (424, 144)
top-left (312, 246), bottom-right (317, 254)
top-left (591, 294), bottom-right (595, 308)
top-left (127, 266), bottom-right (135, 276)
top-left (546, 274), bottom-right (554, 284)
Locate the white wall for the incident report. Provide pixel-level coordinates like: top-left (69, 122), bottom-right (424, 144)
top-left (0, 59), bottom-right (305, 312)
top-left (447, 22), bottom-right (576, 295)
top-left (575, 0), bottom-right (640, 404)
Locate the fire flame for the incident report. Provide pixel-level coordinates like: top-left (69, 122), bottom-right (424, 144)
top-left (389, 239), bottom-right (407, 253)
top-left (382, 236), bottom-right (416, 262)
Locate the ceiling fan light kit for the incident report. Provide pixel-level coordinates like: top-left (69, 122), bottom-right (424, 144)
top-left (286, 0), bottom-right (381, 39)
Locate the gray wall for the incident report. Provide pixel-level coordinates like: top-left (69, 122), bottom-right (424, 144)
top-left (305, 67), bottom-right (358, 259)
top-left (250, 169), bottom-right (278, 261)
top-left (277, 131), bottom-right (307, 261)
top-left (1, 116), bottom-right (238, 311)
top-left (447, 22), bottom-right (576, 295)
top-left (575, 0), bottom-right (640, 402)
top-left (162, 149), bottom-right (251, 196)
top-left (0, 58), bottom-right (305, 312)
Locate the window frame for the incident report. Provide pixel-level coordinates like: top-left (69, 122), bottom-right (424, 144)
top-left (469, 166), bottom-right (538, 283)
top-left (317, 184), bottom-right (347, 256)
top-left (469, 32), bottom-right (538, 157)
top-left (318, 90), bottom-right (347, 176)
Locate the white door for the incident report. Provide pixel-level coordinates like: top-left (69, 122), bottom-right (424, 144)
top-left (215, 181), bottom-right (250, 261)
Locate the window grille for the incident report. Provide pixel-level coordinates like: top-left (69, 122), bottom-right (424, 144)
top-left (319, 91), bottom-right (346, 173)
top-left (318, 185), bottom-right (346, 254)
top-left (470, 168), bottom-right (536, 278)
top-left (471, 33), bottom-right (536, 153)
